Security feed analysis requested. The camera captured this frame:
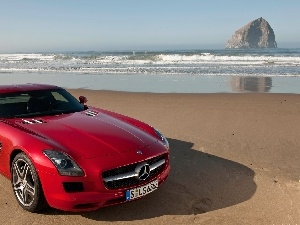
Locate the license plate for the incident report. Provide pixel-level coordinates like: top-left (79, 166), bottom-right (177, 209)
top-left (126, 179), bottom-right (158, 201)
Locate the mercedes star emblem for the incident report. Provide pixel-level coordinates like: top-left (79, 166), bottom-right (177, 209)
top-left (135, 163), bottom-right (150, 180)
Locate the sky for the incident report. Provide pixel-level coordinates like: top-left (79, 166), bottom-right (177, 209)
top-left (0, 0), bottom-right (299, 52)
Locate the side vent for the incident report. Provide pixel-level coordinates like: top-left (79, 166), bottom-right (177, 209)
top-left (0, 142), bottom-right (2, 151)
top-left (85, 111), bottom-right (99, 117)
top-left (22, 119), bottom-right (46, 124)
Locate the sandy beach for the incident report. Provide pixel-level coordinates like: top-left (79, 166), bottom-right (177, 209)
top-left (1, 90), bottom-right (300, 224)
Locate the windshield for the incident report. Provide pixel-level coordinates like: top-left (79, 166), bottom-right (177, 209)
top-left (0, 88), bottom-right (85, 118)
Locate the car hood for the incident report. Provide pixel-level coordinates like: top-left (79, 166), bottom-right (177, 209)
top-left (11, 110), bottom-right (158, 158)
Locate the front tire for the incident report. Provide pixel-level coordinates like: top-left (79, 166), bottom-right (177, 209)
top-left (11, 153), bottom-right (47, 212)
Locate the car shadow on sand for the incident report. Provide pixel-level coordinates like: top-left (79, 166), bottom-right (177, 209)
top-left (45, 138), bottom-right (257, 220)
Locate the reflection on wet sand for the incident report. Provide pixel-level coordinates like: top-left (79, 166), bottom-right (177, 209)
top-left (231, 77), bottom-right (272, 92)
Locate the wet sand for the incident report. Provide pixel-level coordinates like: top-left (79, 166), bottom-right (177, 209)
top-left (2, 72), bottom-right (300, 93)
top-left (1, 90), bottom-right (300, 224)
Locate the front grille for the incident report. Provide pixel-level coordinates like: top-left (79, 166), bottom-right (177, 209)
top-left (102, 154), bottom-right (166, 190)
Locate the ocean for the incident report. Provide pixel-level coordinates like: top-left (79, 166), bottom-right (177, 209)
top-left (1, 48), bottom-right (300, 93)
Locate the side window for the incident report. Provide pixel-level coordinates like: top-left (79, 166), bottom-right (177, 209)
top-left (0, 94), bottom-right (30, 104)
top-left (0, 94), bottom-right (30, 117)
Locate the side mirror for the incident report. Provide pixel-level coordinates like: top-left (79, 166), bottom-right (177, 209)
top-left (79, 96), bottom-right (88, 104)
top-left (79, 96), bottom-right (88, 110)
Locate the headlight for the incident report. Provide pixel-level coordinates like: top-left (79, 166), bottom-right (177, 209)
top-left (154, 128), bottom-right (169, 149)
top-left (43, 150), bottom-right (84, 176)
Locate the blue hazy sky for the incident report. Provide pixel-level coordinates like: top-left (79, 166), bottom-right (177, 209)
top-left (0, 0), bottom-right (299, 52)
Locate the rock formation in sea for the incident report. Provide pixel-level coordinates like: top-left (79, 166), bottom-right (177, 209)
top-left (226, 17), bottom-right (277, 49)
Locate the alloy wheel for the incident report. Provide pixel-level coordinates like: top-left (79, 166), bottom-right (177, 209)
top-left (12, 158), bottom-right (36, 207)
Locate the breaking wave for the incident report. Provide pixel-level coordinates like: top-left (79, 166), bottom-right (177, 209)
top-left (0, 49), bottom-right (300, 76)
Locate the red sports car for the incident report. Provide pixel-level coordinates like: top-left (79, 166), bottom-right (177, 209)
top-left (0, 84), bottom-right (170, 212)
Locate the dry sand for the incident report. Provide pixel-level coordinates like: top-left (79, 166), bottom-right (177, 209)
top-left (1, 90), bottom-right (300, 224)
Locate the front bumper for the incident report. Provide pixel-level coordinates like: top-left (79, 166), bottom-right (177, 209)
top-left (39, 164), bottom-right (170, 211)
top-left (38, 141), bottom-right (170, 212)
